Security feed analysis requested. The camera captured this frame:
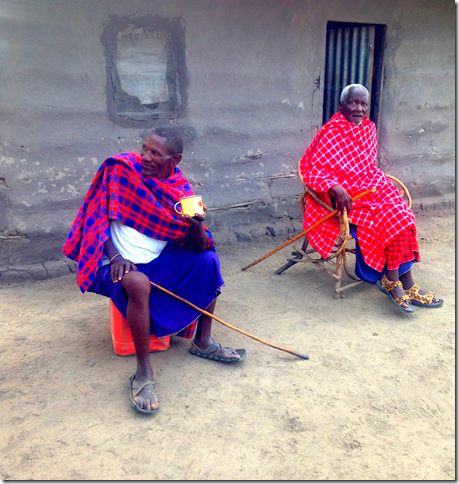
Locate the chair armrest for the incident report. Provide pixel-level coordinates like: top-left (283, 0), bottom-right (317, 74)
top-left (302, 185), bottom-right (334, 213)
top-left (386, 174), bottom-right (412, 208)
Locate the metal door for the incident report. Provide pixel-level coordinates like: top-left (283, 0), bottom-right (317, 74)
top-left (322, 24), bottom-right (376, 124)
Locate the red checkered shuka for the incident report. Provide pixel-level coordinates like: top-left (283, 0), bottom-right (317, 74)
top-left (299, 112), bottom-right (417, 272)
top-left (63, 152), bottom-right (214, 293)
top-left (385, 227), bottom-right (420, 270)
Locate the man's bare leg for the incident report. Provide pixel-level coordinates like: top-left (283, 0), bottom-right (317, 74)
top-left (121, 271), bottom-right (158, 412)
top-left (385, 268), bottom-right (411, 308)
top-left (192, 299), bottom-right (241, 359)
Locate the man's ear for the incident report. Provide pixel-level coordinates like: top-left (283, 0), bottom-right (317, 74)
top-left (171, 153), bottom-right (182, 166)
top-left (338, 102), bottom-right (343, 112)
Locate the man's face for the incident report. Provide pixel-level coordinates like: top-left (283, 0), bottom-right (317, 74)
top-left (140, 133), bottom-right (181, 178)
top-left (338, 87), bottom-right (368, 126)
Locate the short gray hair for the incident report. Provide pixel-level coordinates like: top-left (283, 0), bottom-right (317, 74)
top-left (340, 84), bottom-right (369, 102)
top-left (149, 125), bottom-right (183, 155)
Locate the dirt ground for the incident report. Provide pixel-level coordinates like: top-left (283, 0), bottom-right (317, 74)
top-left (0, 210), bottom-right (455, 481)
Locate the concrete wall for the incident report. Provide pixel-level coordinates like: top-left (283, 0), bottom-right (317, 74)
top-left (0, 0), bottom-right (455, 282)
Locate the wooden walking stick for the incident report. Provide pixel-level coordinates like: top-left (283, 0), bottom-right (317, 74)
top-left (241, 188), bottom-right (376, 271)
top-left (149, 281), bottom-right (309, 360)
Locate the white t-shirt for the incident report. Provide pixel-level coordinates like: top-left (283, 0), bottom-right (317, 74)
top-left (102, 219), bottom-right (167, 266)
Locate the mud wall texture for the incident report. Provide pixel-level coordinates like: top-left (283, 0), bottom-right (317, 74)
top-left (0, 0), bottom-right (455, 282)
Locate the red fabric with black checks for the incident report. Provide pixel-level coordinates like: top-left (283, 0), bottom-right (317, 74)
top-left (299, 112), bottom-right (417, 272)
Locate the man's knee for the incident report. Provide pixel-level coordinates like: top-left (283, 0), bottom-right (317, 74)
top-left (121, 271), bottom-right (150, 299)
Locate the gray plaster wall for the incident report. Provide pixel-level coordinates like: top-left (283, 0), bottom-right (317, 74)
top-left (0, 0), bottom-right (455, 282)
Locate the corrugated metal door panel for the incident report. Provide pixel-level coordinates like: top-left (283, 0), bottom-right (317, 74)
top-left (323, 25), bottom-right (375, 124)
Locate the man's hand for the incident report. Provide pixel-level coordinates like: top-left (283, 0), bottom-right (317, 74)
top-left (110, 256), bottom-right (137, 283)
top-left (180, 204), bottom-right (207, 227)
top-left (328, 185), bottom-right (352, 213)
top-left (180, 204), bottom-right (209, 253)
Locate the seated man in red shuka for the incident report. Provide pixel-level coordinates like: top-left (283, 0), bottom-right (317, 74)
top-left (299, 84), bottom-right (443, 313)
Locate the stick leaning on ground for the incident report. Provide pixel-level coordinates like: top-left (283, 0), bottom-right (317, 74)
top-left (149, 281), bottom-right (309, 360)
top-left (241, 188), bottom-right (376, 271)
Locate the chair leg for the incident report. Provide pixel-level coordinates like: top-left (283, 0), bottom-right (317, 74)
top-left (300, 237), bottom-right (309, 254)
top-left (334, 240), bottom-right (344, 299)
top-left (275, 237), bottom-right (309, 275)
top-left (276, 260), bottom-right (299, 275)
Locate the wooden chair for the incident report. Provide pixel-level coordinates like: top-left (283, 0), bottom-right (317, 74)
top-left (276, 167), bottom-right (412, 299)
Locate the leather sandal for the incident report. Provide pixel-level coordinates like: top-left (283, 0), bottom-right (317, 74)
top-left (404, 283), bottom-right (443, 308)
top-left (129, 372), bottom-right (158, 415)
top-left (190, 341), bottom-right (247, 363)
top-left (375, 274), bottom-right (414, 313)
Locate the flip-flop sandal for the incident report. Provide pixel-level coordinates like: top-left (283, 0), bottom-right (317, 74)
top-left (190, 341), bottom-right (247, 363)
top-left (129, 372), bottom-right (159, 415)
top-left (375, 275), bottom-right (414, 314)
top-left (404, 283), bottom-right (443, 308)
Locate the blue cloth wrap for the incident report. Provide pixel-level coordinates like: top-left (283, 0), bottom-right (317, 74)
top-left (350, 225), bottom-right (415, 283)
top-left (88, 245), bottom-right (224, 338)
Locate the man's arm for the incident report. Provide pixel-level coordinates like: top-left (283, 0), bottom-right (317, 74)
top-left (301, 129), bottom-right (350, 212)
top-left (104, 236), bottom-right (137, 283)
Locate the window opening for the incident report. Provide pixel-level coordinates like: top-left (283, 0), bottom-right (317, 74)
top-left (101, 16), bottom-right (187, 126)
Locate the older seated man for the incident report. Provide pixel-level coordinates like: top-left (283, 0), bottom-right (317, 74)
top-left (299, 83), bottom-right (443, 313)
top-left (63, 126), bottom-right (246, 415)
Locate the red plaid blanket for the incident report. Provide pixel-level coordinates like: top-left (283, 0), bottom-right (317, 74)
top-left (299, 113), bottom-right (416, 272)
top-left (63, 152), bottom-right (214, 292)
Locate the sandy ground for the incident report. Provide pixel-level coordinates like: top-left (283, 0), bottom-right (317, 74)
top-left (0, 211), bottom-right (455, 481)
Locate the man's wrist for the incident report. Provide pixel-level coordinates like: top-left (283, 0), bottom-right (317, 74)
top-left (328, 184), bottom-right (340, 194)
top-left (109, 253), bottom-right (122, 263)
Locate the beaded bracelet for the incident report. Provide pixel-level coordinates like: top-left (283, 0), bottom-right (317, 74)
top-left (109, 253), bottom-right (121, 263)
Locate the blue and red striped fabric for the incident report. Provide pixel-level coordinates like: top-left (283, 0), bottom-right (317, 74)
top-left (63, 152), bottom-right (215, 293)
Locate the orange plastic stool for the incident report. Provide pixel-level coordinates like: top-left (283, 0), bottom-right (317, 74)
top-left (109, 300), bottom-right (170, 356)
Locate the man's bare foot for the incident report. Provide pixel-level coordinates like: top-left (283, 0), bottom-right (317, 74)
top-left (403, 283), bottom-right (443, 308)
top-left (129, 373), bottom-right (158, 413)
top-left (190, 339), bottom-right (247, 363)
top-left (389, 284), bottom-right (412, 309)
top-left (376, 275), bottom-right (414, 312)
top-left (193, 338), bottom-right (240, 358)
